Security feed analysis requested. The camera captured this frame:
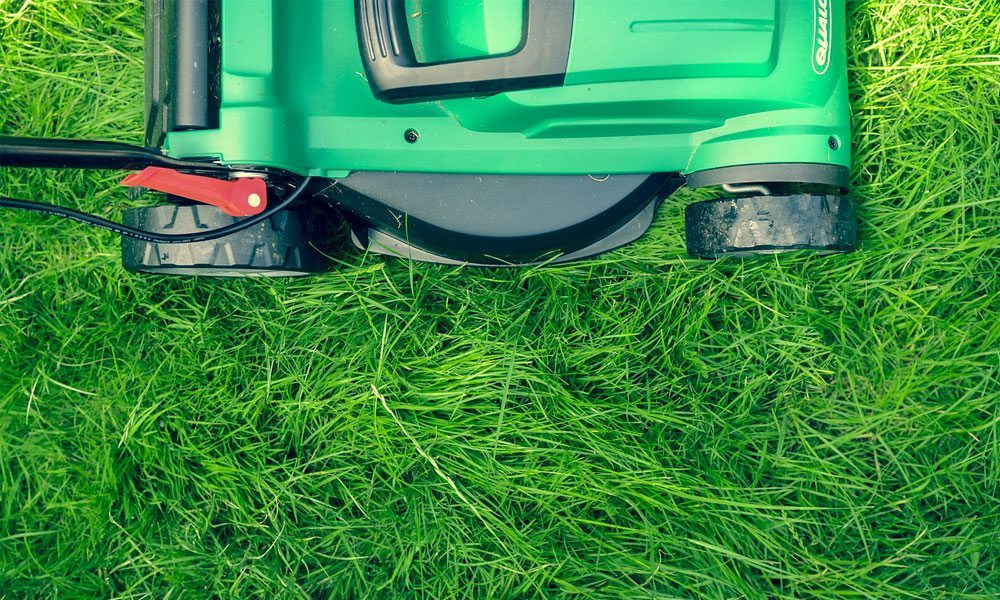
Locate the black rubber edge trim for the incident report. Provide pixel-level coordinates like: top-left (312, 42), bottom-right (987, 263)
top-left (355, 198), bottom-right (663, 267)
top-left (356, 0), bottom-right (574, 103)
top-left (331, 172), bottom-right (684, 264)
top-left (685, 163), bottom-right (850, 190)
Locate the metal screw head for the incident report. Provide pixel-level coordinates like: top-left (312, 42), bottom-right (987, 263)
top-left (404, 129), bottom-right (420, 144)
top-left (828, 136), bottom-right (840, 150)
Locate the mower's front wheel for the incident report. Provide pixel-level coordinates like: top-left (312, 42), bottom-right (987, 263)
top-left (121, 205), bottom-right (335, 277)
top-left (684, 194), bottom-right (857, 259)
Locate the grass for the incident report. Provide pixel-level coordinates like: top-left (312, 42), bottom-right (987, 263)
top-left (0, 0), bottom-right (998, 597)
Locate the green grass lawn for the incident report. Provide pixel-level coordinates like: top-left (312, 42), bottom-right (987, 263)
top-left (1, 1), bottom-right (998, 597)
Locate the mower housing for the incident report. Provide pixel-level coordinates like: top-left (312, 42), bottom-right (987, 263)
top-left (141, 0), bottom-right (851, 266)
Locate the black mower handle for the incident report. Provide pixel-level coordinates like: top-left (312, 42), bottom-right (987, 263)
top-left (0, 136), bottom-right (234, 172)
top-left (355, 0), bottom-right (575, 103)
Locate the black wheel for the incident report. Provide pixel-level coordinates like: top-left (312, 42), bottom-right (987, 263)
top-left (684, 194), bottom-right (857, 259)
top-left (121, 204), bottom-right (336, 276)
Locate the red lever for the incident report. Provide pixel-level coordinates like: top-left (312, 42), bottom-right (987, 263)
top-left (121, 167), bottom-right (267, 217)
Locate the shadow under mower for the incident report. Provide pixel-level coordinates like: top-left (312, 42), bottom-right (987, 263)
top-left (0, 0), bottom-right (856, 276)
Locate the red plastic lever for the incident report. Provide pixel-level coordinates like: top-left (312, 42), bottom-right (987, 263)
top-left (121, 167), bottom-right (267, 217)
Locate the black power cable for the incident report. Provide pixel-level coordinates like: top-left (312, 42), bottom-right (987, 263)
top-left (0, 177), bottom-right (313, 244)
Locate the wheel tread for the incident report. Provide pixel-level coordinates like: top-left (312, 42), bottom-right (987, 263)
top-left (121, 205), bottom-right (334, 276)
top-left (684, 194), bottom-right (857, 259)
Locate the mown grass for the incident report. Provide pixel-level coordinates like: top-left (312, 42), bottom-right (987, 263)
top-left (1, 0), bottom-right (998, 597)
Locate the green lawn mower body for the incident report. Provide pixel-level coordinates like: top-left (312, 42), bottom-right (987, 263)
top-left (155, 0), bottom-right (850, 177)
top-left (4, 0), bottom-right (856, 273)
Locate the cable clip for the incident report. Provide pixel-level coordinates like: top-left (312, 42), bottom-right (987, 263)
top-left (121, 167), bottom-right (267, 217)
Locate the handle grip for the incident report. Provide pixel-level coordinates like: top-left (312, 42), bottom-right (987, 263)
top-left (355, 0), bottom-right (575, 103)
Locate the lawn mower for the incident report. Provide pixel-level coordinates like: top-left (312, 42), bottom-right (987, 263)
top-left (0, 0), bottom-right (856, 276)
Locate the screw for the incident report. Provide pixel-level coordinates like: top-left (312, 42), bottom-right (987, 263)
top-left (247, 193), bottom-right (262, 208)
top-left (404, 129), bottom-right (420, 144)
top-left (828, 136), bottom-right (840, 150)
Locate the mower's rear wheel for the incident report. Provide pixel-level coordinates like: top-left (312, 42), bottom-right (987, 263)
top-left (684, 194), bottom-right (857, 259)
top-left (121, 205), bottom-right (334, 277)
